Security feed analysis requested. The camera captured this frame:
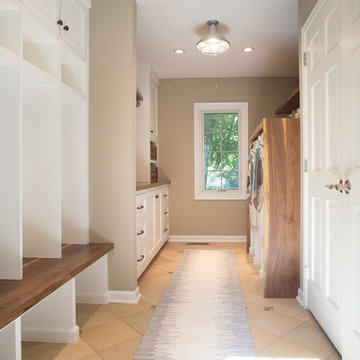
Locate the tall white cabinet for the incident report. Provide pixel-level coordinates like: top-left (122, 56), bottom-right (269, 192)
top-left (136, 64), bottom-right (159, 182)
top-left (0, 0), bottom-right (90, 276)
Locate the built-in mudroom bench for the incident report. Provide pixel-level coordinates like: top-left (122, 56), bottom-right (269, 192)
top-left (136, 181), bottom-right (170, 278)
top-left (0, 243), bottom-right (113, 360)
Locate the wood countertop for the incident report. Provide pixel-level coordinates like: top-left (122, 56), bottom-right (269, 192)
top-left (0, 243), bottom-right (114, 330)
top-left (136, 180), bottom-right (170, 191)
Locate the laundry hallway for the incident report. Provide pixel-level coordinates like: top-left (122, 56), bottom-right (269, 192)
top-left (21, 242), bottom-right (340, 359)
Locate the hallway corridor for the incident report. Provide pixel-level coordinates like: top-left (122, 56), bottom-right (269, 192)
top-left (22, 242), bottom-right (341, 359)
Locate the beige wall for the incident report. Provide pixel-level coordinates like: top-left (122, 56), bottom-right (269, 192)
top-left (89, 0), bottom-right (137, 291)
top-left (298, 0), bottom-right (318, 28)
top-left (158, 77), bottom-right (299, 236)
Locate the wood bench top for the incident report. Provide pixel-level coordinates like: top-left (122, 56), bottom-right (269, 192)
top-left (0, 243), bottom-right (114, 330)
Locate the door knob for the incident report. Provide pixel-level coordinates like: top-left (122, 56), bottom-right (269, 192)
top-left (325, 180), bottom-right (351, 194)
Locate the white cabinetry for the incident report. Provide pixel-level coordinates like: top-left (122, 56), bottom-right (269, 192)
top-left (0, 0), bottom-right (91, 357)
top-left (24, 0), bottom-right (88, 58)
top-left (136, 185), bottom-right (169, 278)
top-left (136, 64), bottom-right (159, 182)
top-left (0, 0), bottom-right (90, 270)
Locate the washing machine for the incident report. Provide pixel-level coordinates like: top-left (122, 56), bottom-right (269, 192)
top-left (248, 134), bottom-right (265, 279)
top-left (247, 139), bottom-right (258, 255)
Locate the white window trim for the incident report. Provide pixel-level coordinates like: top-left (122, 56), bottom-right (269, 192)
top-left (194, 102), bottom-right (248, 200)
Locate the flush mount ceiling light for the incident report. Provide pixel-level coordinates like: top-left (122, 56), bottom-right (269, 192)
top-left (196, 20), bottom-right (230, 56)
top-left (174, 49), bottom-right (185, 54)
top-left (243, 47), bottom-right (254, 53)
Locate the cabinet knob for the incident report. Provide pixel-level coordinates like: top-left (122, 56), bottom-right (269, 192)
top-left (137, 255), bottom-right (145, 262)
top-left (137, 230), bottom-right (144, 236)
top-left (150, 130), bottom-right (154, 133)
top-left (57, 20), bottom-right (63, 26)
top-left (163, 194), bottom-right (168, 198)
top-left (155, 195), bottom-right (159, 199)
top-left (164, 228), bottom-right (168, 232)
top-left (63, 25), bottom-right (70, 31)
top-left (164, 211), bottom-right (168, 215)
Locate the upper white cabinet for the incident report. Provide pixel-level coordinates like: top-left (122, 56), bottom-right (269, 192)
top-left (149, 69), bottom-right (159, 141)
top-left (136, 64), bottom-right (159, 182)
top-left (60, 0), bottom-right (87, 58)
top-left (23, 0), bottom-right (59, 32)
top-left (24, 0), bottom-right (88, 58)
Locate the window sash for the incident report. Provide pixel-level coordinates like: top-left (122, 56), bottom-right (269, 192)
top-left (194, 103), bottom-right (248, 200)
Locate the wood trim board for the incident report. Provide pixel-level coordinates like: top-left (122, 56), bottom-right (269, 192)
top-left (0, 243), bottom-right (114, 330)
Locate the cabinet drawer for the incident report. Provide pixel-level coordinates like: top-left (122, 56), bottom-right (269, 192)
top-left (136, 221), bottom-right (146, 238)
top-left (162, 222), bottom-right (169, 241)
top-left (161, 194), bottom-right (168, 211)
top-left (136, 195), bottom-right (146, 220)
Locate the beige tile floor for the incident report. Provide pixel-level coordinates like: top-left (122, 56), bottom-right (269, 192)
top-left (22, 242), bottom-right (341, 359)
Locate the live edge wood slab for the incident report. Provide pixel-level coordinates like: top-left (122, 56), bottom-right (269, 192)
top-left (0, 243), bottom-right (114, 330)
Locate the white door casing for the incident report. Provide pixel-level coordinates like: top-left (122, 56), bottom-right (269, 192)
top-left (302, 0), bottom-right (360, 357)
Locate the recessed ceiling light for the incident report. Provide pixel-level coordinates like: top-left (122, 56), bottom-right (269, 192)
top-left (243, 47), bottom-right (254, 53)
top-left (174, 49), bottom-right (185, 54)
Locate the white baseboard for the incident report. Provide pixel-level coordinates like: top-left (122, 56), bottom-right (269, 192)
top-left (249, 246), bottom-right (255, 254)
top-left (168, 235), bottom-right (246, 243)
top-left (76, 292), bottom-right (109, 305)
top-left (22, 325), bottom-right (79, 343)
top-left (253, 256), bottom-right (261, 265)
top-left (296, 288), bottom-right (305, 308)
top-left (259, 269), bottom-right (264, 279)
top-left (108, 287), bottom-right (141, 304)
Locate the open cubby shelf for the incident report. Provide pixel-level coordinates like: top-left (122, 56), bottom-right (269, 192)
top-left (0, 0), bottom-right (89, 280)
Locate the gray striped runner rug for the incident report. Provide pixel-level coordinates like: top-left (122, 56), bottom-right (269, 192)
top-left (134, 250), bottom-right (256, 359)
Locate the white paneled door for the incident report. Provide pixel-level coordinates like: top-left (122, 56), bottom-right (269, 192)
top-left (303, 0), bottom-right (360, 357)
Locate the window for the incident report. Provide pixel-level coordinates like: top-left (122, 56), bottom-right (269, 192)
top-left (194, 102), bottom-right (248, 200)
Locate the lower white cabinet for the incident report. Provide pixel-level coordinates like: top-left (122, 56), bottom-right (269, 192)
top-left (136, 185), bottom-right (169, 278)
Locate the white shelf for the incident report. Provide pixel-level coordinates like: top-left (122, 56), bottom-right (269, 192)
top-left (0, 57), bottom-right (22, 280)
top-left (23, 13), bottom-right (60, 79)
top-left (61, 45), bottom-right (86, 95)
top-left (22, 67), bottom-right (61, 258)
top-left (61, 89), bottom-right (88, 244)
top-left (0, 1), bottom-right (21, 56)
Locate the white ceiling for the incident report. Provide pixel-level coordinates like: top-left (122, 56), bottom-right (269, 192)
top-left (137, 0), bottom-right (299, 79)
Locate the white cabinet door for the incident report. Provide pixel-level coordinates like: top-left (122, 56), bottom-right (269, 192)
top-left (153, 191), bottom-right (161, 247)
top-left (149, 70), bottom-right (159, 141)
top-left (60, 0), bottom-right (87, 58)
top-left (24, 0), bottom-right (60, 33)
top-left (145, 194), bottom-right (156, 259)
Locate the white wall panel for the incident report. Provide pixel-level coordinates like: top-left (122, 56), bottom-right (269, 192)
top-left (311, 81), bottom-right (323, 170)
top-left (311, 197), bottom-right (323, 290)
top-left (353, 44), bottom-right (360, 167)
top-left (325, 65), bottom-right (340, 170)
top-left (326, 200), bottom-right (340, 308)
top-left (352, 207), bottom-right (360, 338)
top-left (325, 7), bottom-right (339, 55)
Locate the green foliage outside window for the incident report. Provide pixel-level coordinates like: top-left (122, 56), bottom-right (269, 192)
top-left (204, 113), bottom-right (239, 190)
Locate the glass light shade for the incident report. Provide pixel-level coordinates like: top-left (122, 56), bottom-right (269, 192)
top-left (196, 36), bottom-right (230, 56)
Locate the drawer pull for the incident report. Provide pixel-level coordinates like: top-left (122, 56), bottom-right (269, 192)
top-left (137, 205), bottom-right (144, 210)
top-left (163, 194), bottom-right (168, 198)
top-left (137, 230), bottom-right (144, 236)
top-left (137, 255), bottom-right (145, 262)
top-left (155, 195), bottom-right (159, 199)
top-left (164, 211), bottom-right (168, 215)
top-left (164, 227), bottom-right (168, 232)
